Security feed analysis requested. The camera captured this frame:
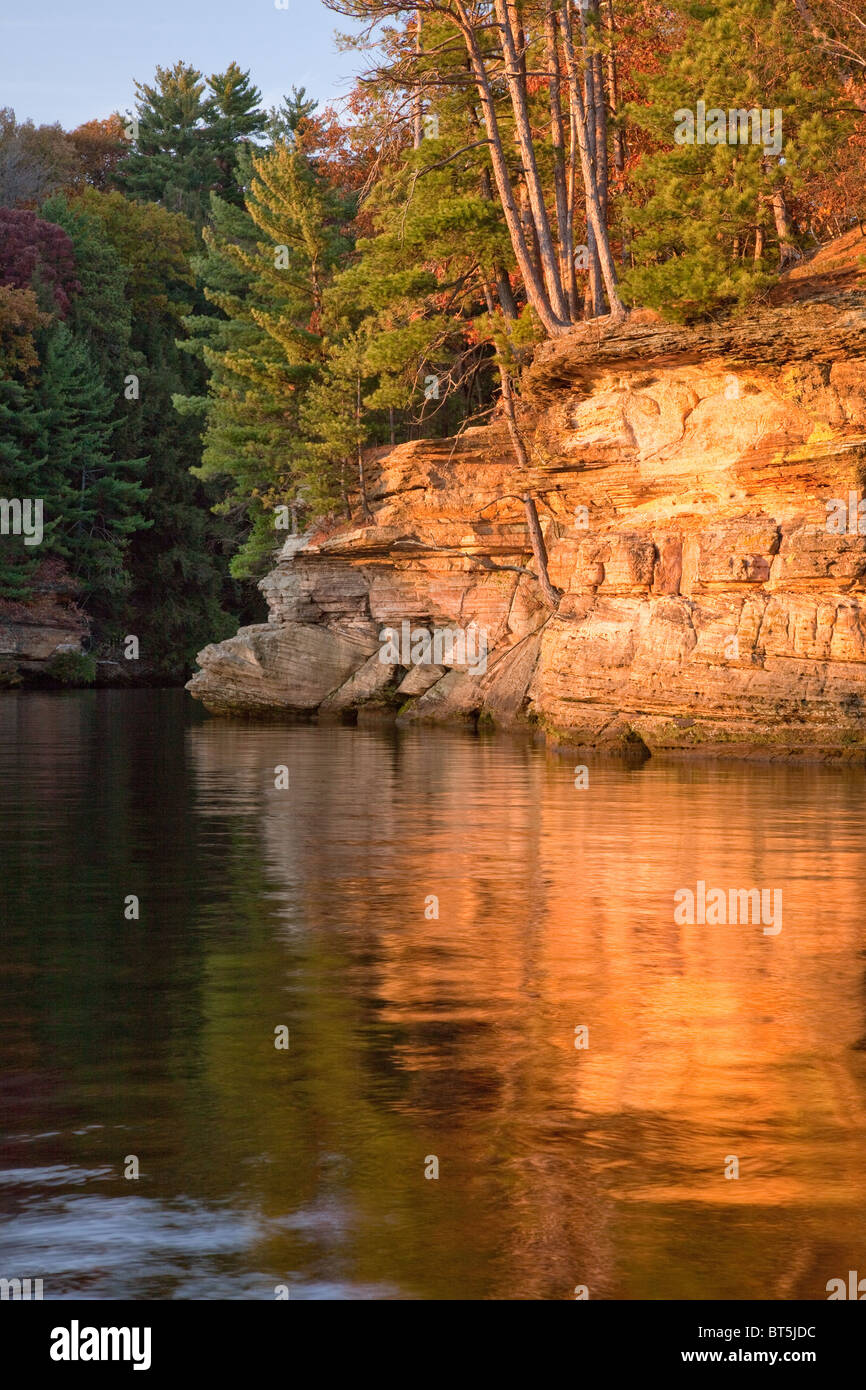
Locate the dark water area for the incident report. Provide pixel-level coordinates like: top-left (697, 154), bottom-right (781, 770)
top-left (2, 689), bottom-right (866, 1300)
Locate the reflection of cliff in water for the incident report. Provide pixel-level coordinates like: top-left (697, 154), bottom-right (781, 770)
top-left (187, 718), bottom-right (866, 1299)
top-left (2, 691), bottom-right (863, 1298)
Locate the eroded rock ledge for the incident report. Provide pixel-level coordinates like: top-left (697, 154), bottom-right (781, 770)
top-left (188, 243), bottom-right (866, 761)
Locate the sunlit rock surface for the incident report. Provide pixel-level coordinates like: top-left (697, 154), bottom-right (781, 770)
top-left (189, 234), bottom-right (866, 760)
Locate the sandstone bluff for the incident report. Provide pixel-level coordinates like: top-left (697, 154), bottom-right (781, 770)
top-left (188, 236), bottom-right (866, 762)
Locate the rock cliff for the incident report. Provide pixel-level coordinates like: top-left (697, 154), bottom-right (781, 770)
top-left (188, 232), bottom-right (866, 760)
top-left (0, 562), bottom-right (88, 685)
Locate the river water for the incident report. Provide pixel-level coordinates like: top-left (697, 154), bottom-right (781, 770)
top-left (1, 688), bottom-right (865, 1300)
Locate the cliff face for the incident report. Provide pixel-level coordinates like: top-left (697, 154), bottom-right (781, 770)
top-left (0, 563), bottom-right (88, 685)
top-left (188, 234), bottom-right (866, 760)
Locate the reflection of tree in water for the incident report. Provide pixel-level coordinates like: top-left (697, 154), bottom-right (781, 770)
top-left (4, 694), bottom-right (866, 1298)
top-left (188, 721), bottom-right (866, 1298)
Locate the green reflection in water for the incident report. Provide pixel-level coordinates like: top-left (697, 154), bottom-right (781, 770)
top-left (1, 689), bottom-right (865, 1299)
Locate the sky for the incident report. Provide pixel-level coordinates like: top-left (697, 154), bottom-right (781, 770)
top-left (0, 0), bottom-right (371, 129)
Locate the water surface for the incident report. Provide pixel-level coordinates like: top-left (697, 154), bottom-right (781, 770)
top-left (2, 689), bottom-right (865, 1299)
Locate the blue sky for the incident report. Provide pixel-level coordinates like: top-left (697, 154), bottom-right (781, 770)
top-left (0, 0), bottom-right (370, 129)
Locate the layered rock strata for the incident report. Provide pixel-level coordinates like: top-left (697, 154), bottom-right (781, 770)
top-left (189, 241), bottom-right (866, 760)
top-left (0, 568), bottom-right (88, 684)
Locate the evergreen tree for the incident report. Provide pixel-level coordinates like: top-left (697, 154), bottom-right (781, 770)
top-left (621, 0), bottom-right (853, 319)
top-left (73, 188), bottom-right (238, 672)
top-left (117, 61), bottom-right (219, 225)
top-left (35, 322), bottom-right (149, 606)
top-left (323, 10), bottom-right (523, 447)
top-left (299, 329), bottom-right (379, 517)
top-left (0, 374), bottom-right (50, 598)
top-left (267, 86), bottom-right (318, 144)
top-left (175, 169), bottom-right (284, 577)
top-left (177, 139), bottom-right (353, 576)
top-left (0, 322), bottom-right (148, 606)
top-left (116, 60), bottom-right (266, 223)
top-left (208, 62), bottom-right (268, 204)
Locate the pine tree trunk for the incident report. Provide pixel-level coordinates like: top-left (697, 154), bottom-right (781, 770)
top-left (498, 368), bottom-right (561, 611)
top-left (592, 44), bottom-right (610, 291)
top-left (454, 0), bottom-right (568, 337)
top-left (605, 0), bottom-right (626, 177)
top-left (496, 0), bottom-right (570, 322)
top-left (544, 4), bottom-right (575, 309)
top-left (523, 178), bottom-right (547, 291)
top-left (592, 63), bottom-right (608, 225)
top-left (771, 188), bottom-right (801, 269)
top-left (412, 12), bottom-right (423, 149)
top-left (495, 265), bottom-right (519, 319)
top-left (565, 103), bottom-right (579, 315)
top-left (604, 0), bottom-right (629, 265)
top-left (580, 9), bottom-right (605, 317)
top-left (357, 376), bottom-right (372, 519)
top-left (556, 0), bottom-right (626, 320)
top-left (471, 91), bottom-right (522, 324)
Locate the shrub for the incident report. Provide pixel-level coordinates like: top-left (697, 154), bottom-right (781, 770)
top-left (46, 650), bottom-right (97, 685)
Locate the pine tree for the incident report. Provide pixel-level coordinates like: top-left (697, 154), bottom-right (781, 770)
top-left (300, 330), bottom-right (377, 517)
top-left (0, 374), bottom-right (50, 598)
top-left (0, 322), bottom-right (148, 606)
top-left (267, 86), bottom-right (318, 144)
top-left (117, 61), bottom-right (219, 226)
top-left (208, 62), bottom-right (268, 204)
top-left (326, 0), bottom-right (626, 327)
top-left (35, 322), bottom-right (149, 606)
top-left (324, 10), bottom-right (523, 445)
top-left (116, 60), bottom-right (266, 223)
top-left (177, 140), bottom-right (354, 576)
top-left (175, 170), bottom-right (288, 577)
top-left (620, 0), bottom-right (853, 319)
top-left (73, 188), bottom-right (238, 672)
